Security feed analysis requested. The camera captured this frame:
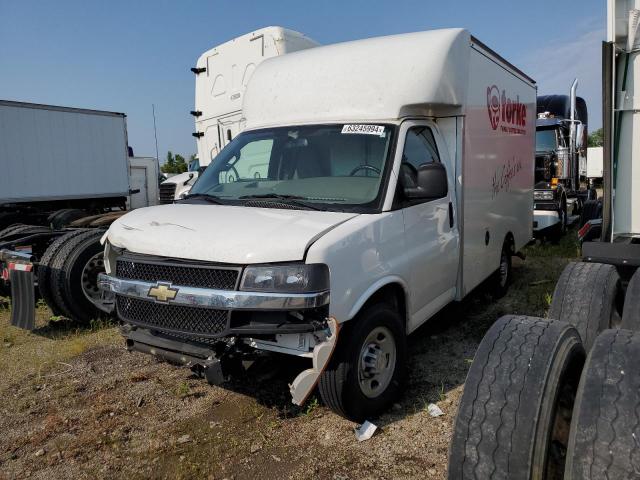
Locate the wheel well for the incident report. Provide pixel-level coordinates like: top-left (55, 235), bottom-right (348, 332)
top-left (360, 283), bottom-right (408, 326)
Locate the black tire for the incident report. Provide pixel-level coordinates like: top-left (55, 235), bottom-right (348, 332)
top-left (448, 315), bottom-right (585, 480)
top-left (37, 229), bottom-right (90, 316)
top-left (622, 269), bottom-right (640, 330)
top-left (549, 262), bottom-right (622, 351)
top-left (490, 240), bottom-right (512, 299)
top-left (318, 303), bottom-right (407, 422)
top-left (565, 329), bottom-right (640, 479)
top-left (0, 212), bottom-right (22, 231)
top-left (49, 229), bottom-right (105, 323)
top-left (549, 198), bottom-right (567, 244)
top-left (579, 199), bottom-right (601, 230)
top-left (0, 224), bottom-right (29, 240)
top-left (50, 209), bottom-right (87, 229)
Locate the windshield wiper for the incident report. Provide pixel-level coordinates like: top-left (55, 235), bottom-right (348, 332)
top-left (179, 193), bottom-right (224, 204)
top-left (238, 193), bottom-right (326, 211)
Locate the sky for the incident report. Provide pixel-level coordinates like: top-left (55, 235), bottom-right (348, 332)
top-left (0, 0), bottom-right (606, 160)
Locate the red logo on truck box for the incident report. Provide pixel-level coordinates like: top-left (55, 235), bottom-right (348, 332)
top-left (487, 85), bottom-right (527, 134)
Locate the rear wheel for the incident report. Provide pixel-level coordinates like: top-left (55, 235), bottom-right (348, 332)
top-left (565, 329), bottom-right (640, 479)
top-left (49, 229), bottom-right (106, 324)
top-left (318, 303), bottom-right (406, 422)
top-left (448, 315), bottom-right (585, 480)
top-left (549, 261), bottom-right (622, 351)
top-left (579, 199), bottom-right (601, 230)
top-left (49, 209), bottom-right (87, 229)
top-left (490, 240), bottom-right (512, 299)
top-left (37, 229), bottom-right (90, 316)
top-left (0, 212), bottom-right (22, 231)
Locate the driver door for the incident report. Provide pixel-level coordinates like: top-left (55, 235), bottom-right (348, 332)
top-left (398, 121), bottom-right (459, 332)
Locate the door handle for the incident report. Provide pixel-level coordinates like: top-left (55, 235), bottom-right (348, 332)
top-left (448, 202), bottom-right (454, 229)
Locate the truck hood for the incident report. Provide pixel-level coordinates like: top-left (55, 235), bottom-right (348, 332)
top-left (106, 204), bottom-right (358, 264)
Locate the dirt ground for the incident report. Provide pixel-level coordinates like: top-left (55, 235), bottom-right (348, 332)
top-left (0, 235), bottom-right (579, 480)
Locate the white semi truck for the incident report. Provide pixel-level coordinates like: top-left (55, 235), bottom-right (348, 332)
top-left (159, 27), bottom-right (318, 203)
top-left (82, 28), bottom-right (536, 421)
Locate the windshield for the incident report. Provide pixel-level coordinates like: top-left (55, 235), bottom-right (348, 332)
top-left (536, 129), bottom-right (558, 152)
top-left (189, 124), bottom-right (394, 211)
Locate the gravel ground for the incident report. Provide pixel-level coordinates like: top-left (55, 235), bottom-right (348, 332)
top-left (0, 236), bottom-right (578, 479)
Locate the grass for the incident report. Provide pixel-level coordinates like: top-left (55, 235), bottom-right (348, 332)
top-left (0, 302), bottom-right (119, 396)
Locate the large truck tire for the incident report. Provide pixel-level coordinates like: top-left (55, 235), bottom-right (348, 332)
top-left (448, 315), bottom-right (585, 480)
top-left (549, 262), bottom-right (622, 351)
top-left (579, 199), bottom-right (601, 230)
top-left (49, 229), bottom-right (106, 324)
top-left (318, 302), bottom-right (407, 422)
top-left (621, 269), bottom-right (640, 330)
top-left (49, 209), bottom-right (87, 229)
top-left (564, 329), bottom-right (640, 479)
top-left (37, 229), bottom-right (90, 316)
top-left (0, 224), bottom-right (47, 242)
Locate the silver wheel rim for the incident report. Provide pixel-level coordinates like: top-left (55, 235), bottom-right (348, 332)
top-left (499, 251), bottom-right (509, 288)
top-left (358, 326), bottom-right (397, 399)
top-left (81, 252), bottom-right (106, 308)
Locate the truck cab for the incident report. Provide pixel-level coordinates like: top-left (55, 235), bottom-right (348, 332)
top-left (533, 91), bottom-right (590, 239)
top-left (159, 27), bottom-right (319, 204)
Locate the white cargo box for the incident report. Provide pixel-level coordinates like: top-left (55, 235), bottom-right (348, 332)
top-left (0, 100), bottom-right (130, 204)
top-left (243, 29), bottom-right (536, 298)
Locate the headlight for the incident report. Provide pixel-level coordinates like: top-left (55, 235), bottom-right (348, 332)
top-left (240, 264), bottom-right (329, 293)
top-left (534, 190), bottom-right (554, 201)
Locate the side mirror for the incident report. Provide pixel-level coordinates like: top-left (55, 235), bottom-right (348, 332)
top-left (403, 163), bottom-right (448, 200)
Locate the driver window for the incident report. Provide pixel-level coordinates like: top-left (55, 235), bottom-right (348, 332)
top-left (402, 127), bottom-right (440, 169)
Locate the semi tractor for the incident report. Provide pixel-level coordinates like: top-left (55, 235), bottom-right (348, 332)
top-left (449, 1), bottom-right (640, 477)
top-left (159, 26), bottom-right (319, 203)
top-left (0, 100), bottom-right (158, 322)
top-left (533, 85), bottom-right (593, 241)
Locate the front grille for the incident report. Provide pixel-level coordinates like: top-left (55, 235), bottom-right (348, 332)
top-left (117, 295), bottom-right (228, 337)
top-left (159, 183), bottom-right (177, 204)
top-left (116, 258), bottom-right (239, 290)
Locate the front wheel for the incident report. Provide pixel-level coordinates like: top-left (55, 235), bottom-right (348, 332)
top-left (318, 303), bottom-right (407, 422)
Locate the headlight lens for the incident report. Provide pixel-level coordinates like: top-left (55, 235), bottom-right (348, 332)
top-left (240, 264), bottom-right (329, 293)
top-left (534, 190), bottom-right (554, 201)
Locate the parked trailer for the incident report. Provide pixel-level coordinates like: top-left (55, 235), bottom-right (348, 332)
top-left (0, 100), bottom-right (132, 228)
top-left (159, 26), bottom-right (319, 203)
top-left (0, 101), bottom-right (158, 324)
top-left (449, 1), bottom-right (640, 477)
top-left (30, 27), bottom-right (538, 422)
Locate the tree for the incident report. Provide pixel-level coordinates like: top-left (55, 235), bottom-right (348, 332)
top-left (174, 154), bottom-right (188, 173)
top-left (588, 128), bottom-right (604, 147)
top-left (161, 151), bottom-right (176, 174)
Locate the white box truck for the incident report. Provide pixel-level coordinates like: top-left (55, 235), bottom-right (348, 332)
top-left (11, 28), bottom-right (536, 420)
top-left (159, 27), bottom-right (318, 203)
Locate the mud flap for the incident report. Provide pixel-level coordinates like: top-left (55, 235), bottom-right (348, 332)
top-left (9, 265), bottom-right (36, 330)
top-left (289, 318), bottom-right (340, 406)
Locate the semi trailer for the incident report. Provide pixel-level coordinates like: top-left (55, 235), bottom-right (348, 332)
top-left (449, 1), bottom-right (640, 477)
top-left (0, 100), bottom-right (158, 323)
top-left (159, 26), bottom-right (319, 203)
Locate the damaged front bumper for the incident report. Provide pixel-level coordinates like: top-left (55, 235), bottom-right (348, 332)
top-left (99, 273), bottom-right (339, 405)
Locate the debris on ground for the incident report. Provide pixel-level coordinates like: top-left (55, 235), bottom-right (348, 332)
top-left (354, 420), bottom-right (378, 441)
top-left (427, 404), bottom-right (444, 417)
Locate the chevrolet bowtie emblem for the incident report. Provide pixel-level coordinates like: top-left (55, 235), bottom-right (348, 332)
top-left (147, 283), bottom-right (178, 302)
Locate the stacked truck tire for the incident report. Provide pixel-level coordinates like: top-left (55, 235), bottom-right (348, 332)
top-left (449, 263), bottom-right (640, 479)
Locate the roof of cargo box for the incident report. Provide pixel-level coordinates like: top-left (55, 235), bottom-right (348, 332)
top-left (242, 29), bottom-right (474, 128)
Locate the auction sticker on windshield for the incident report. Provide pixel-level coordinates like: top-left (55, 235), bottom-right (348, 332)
top-left (341, 124), bottom-right (386, 136)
